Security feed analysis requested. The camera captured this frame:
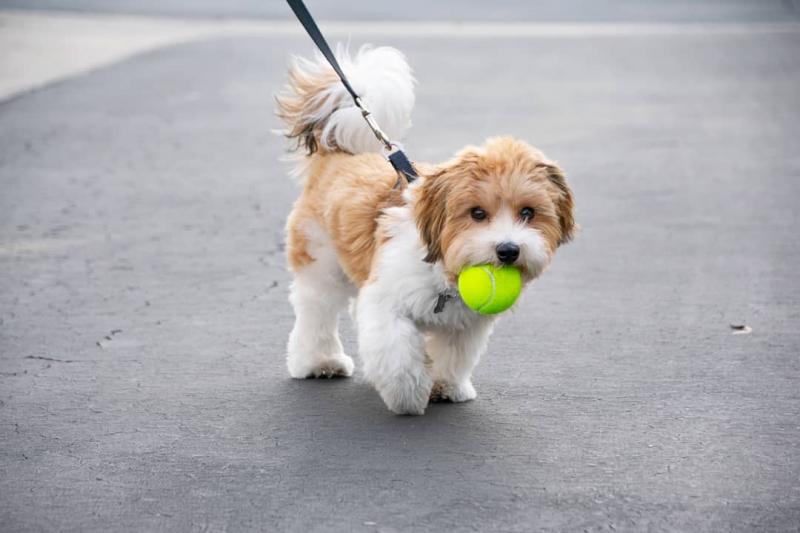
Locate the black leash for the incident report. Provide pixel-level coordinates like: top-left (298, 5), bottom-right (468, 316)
top-left (285, 0), bottom-right (418, 184)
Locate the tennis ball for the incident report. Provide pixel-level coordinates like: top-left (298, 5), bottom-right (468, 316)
top-left (457, 264), bottom-right (522, 315)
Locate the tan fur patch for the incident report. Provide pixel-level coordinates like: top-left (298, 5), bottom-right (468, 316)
top-left (275, 62), bottom-right (340, 155)
top-left (285, 152), bottom-right (404, 284)
top-left (285, 206), bottom-right (315, 271)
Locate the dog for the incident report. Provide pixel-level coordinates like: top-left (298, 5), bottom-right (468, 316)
top-left (276, 46), bottom-right (575, 415)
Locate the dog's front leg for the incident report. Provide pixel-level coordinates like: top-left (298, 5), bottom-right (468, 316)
top-left (356, 285), bottom-right (432, 415)
top-left (427, 319), bottom-right (494, 403)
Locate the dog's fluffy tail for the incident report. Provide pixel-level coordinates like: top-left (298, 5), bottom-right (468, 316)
top-left (276, 45), bottom-right (415, 156)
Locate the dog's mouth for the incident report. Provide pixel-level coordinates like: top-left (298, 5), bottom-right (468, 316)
top-left (445, 261), bottom-right (535, 286)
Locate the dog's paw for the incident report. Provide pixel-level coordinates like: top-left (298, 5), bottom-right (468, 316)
top-left (429, 380), bottom-right (477, 403)
top-left (287, 353), bottom-right (354, 379)
top-left (376, 370), bottom-right (433, 415)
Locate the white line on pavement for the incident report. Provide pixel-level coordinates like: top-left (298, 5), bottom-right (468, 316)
top-left (1, 9), bottom-right (799, 101)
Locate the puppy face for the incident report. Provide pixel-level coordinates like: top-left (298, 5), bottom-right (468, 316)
top-left (414, 137), bottom-right (574, 283)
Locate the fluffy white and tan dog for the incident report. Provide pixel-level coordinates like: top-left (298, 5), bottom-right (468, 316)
top-left (276, 46), bottom-right (574, 415)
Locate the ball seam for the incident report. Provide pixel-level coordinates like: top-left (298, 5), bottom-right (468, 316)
top-left (478, 265), bottom-right (496, 313)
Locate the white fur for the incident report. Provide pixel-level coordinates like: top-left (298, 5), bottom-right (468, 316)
top-left (290, 45), bottom-right (415, 154)
top-left (356, 204), bottom-right (496, 414)
top-left (286, 219), bottom-right (356, 379)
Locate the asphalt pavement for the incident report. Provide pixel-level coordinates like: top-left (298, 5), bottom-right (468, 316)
top-left (1, 2), bottom-right (799, 532)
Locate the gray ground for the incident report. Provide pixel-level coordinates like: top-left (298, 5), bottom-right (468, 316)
top-left (2, 2), bottom-right (800, 532)
top-left (2, 0), bottom-right (800, 22)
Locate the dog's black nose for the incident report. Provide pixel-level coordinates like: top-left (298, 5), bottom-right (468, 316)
top-left (496, 242), bottom-right (520, 264)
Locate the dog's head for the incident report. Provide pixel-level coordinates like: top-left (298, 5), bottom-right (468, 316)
top-left (413, 137), bottom-right (575, 283)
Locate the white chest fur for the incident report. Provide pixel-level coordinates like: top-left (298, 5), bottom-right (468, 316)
top-left (363, 207), bottom-right (491, 333)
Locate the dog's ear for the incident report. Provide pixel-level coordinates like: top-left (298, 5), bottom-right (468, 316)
top-left (415, 149), bottom-right (483, 262)
top-left (415, 168), bottom-right (451, 263)
top-left (542, 163), bottom-right (575, 245)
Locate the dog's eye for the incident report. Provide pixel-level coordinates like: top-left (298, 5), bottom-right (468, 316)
top-left (519, 207), bottom-right (535, 221)
top-left (470, 207), bottom-right (487, 221)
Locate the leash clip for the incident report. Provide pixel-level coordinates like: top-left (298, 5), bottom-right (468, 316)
top-left (355, 97), bottom-right (393, 152)
top-left (355, 96), bottom-right (417, 184)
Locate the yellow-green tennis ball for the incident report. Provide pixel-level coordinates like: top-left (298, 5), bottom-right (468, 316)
top-left (457, 264), bottom-right (522, 315)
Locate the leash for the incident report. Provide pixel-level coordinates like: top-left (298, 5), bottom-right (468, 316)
top-left (285, 0), bottom-right (418, 184)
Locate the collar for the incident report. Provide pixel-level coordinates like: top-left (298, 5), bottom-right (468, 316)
top-left (433, 288), bottom-right (459, 314)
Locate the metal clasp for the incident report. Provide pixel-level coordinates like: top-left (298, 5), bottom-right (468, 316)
top-left (354, 97), bottom-right (393, 152)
